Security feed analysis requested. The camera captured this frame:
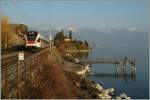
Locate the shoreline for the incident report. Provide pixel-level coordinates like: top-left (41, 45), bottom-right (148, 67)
top-left (63, 64), bottom-right (130, 99)
top-left (59, 51), bottom-right (131, 99)
top-left (20, 47), bottom-right (131, 99)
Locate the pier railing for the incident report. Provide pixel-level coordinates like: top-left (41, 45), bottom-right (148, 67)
top-left (1, 46), bottom-right (51, 99)
top-left (81, 57), bottom-right (136, 79)
top-left (81, 57), bottom-right (135, 65)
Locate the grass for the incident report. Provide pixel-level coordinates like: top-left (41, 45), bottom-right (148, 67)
top-left (21, 53), bottom-right (86, 99)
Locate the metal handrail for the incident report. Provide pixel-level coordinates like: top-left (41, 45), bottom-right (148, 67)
top-left (2, 46), bottom-right (50, 99)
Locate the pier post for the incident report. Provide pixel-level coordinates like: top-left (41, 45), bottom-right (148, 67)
top-left (115, 63), bottom-right (119, 76)
top-left (122, 64), bottom-right (124, 75)
top-left (131, 64), bottom-right (136, 81)
top-left (119, 62), bottom-right (124, 75)
top-left (124, 65), bottom-right (127, 82)
top-left (131, 56), bottom-right (136, 79)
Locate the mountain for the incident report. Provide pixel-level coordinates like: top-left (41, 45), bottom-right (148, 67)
top-left (73, 28), bottom-right (148, 48)
top-left (73, 28), bottom-right (112, 47)
top-left (36, 27), bottom-right (148, 48)
top-left (108, 29), bottom-right (148, 47)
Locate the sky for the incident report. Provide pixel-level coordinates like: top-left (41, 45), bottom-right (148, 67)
top-left (1, 0), bottom-right (149, 31)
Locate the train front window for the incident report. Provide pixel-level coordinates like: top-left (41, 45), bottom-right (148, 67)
top-left (27, 33), bottom-right (37, 40)
top-left (37, 38), bottom-right (40, 42)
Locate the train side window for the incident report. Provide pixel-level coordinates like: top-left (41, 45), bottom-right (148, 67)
top-left (37, 38), bottom-right (40, 42)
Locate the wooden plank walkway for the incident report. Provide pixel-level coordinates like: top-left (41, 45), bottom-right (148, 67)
top-left (80, 56), bottom-right (136, 66)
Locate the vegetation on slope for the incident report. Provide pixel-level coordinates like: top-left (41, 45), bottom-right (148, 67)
top-left (54, 29), bottom-right (91, 52)
top-left (22, 53), bottom-right (87, 99)
top-left (1, 16), bottom-right (28, 50)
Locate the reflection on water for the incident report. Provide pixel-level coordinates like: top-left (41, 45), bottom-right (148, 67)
top-left (87, 46), bottom-right (149, 99)
top-left (74, 52), bottom-right (136, 83)
top-left (74, 52), bottom-right (136, 82)
top-left (93, 73), bottom-right (136, 83)
top-left (74, 47), bottom-right (148, 98)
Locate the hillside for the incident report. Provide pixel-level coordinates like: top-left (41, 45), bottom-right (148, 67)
top-left (1, 16), bottom-right (28, 50)
top-left (54, 29), bottom-right (92, 52)
top-left (21, 48), bottom-right (88, 99)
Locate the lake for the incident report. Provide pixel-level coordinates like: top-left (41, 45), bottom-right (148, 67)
top-left (87, 46), bottom-right (149, 99)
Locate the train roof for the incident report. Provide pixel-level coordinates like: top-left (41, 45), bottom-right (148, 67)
top-left (27, 31), bottom-right (38, 34)
top-left (39, 34), bottom-right (49, 42)
top-left (27, 31), bottom-right (49, 42)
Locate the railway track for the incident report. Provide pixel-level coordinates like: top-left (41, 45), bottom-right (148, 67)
top-left (1, 51), bottom-right (40, 67)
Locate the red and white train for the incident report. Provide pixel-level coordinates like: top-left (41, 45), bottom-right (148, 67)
top-left (24, 31), bottom-right (49, 50)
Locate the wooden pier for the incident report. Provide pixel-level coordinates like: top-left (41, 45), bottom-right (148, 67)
top-left (81, 56), bottom-right (136, 79)
top-left (81, 57), bottom-right (135, 65)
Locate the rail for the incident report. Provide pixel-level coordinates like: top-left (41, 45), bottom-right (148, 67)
top-left (81, 57), bottom-right (136, 65)
top-left (1, 45), bottom-right (51, 99)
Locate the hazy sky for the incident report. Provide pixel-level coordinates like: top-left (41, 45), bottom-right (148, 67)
top-left (1, 0), bottom-right (149, 31)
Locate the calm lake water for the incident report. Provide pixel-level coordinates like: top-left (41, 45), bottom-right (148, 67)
top-left (87, 46), bottom-right (149, 99)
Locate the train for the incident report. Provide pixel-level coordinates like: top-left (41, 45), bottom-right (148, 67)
top-left (24, 31), bottom-right (49, 50)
